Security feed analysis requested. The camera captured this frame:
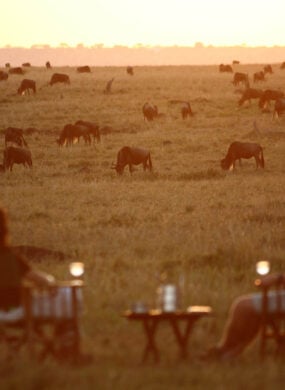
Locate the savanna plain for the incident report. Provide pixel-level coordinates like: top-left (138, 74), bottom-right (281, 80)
top-left (0, 64), bottom-right (285, 389)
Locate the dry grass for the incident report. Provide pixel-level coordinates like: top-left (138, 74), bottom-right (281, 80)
top-left (1, 64), bottom-right (285, 389)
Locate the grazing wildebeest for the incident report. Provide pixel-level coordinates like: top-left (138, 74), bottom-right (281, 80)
top-left (126, 66), bottom-right (134, 75)
top-left (264, 65), bottom-right (273, 74)
top-left (0, 70), bottom-right (8, 81)
top-left (232, 60), bottom-right (240, 65)
top-left (22, 62), bottom-right (31, 67)
top-left (112, 146), bottom-right (153, 175)
top-left (258, 89), bottom-right (284, 109)
top-left (49, 73), bottom-right (70, 86)
top-left (142, 103), bottom-right (158, 121)
top-left (4, 127), bottom-right (28, 147)
top-left (180, 102), bottom-right (194, 119)
top-left (238, 88), bottom-right (263, 106)
top-left (232, 72), bottom-right (249, 87)
top-left (46, 61), bottom-right (52, 69)
top-left (75, 120), bottom-right (101, 143)
top-left (219, 64), bottom-right (233, 73)
top-left (3, 146), bottom-right (32, 171)
top-left (9, 67), bottom-right (24, 75)
top-left (77, 66), bottom-right (91, 73)
top-left (221, 142), bottom-right (264, 170)
top-left (272, 98), bottom-right (285, 119)
top-left (253, 71), bottom-right (265, 83)
top-left (280, 62), bottom-right (285, 70)
top-left (17, 79), bottom-right (36, 95)
top-left (57, 124), bottom-right (91, 146)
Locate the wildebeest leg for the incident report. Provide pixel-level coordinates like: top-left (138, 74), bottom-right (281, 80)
top-left (128, 164), bottom-right (133, 174)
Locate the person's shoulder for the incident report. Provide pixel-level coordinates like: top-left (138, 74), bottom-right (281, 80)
top-left (1, 246), bottom-right (29, 265)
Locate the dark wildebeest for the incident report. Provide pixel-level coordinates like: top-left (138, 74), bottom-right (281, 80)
top-left (5, 63), bottom-right (10, 68)
top-left (17, 79), bottom-right (36, 95)
top-left (181, 102), bottom-right (194, 119)
top-left (75, 120), bottom-right (101, 143)
top-left (219, 64), bottom-right (233, 73)
top-left (232, 72), bottom-right (249, 87)
top-left (0, 71), bottom-right (8, 81)
top-left (4, 127), bottom-right (28, 147)
top-left (232, 60), bottom-right (240, 65)
top-left (22, 62), bottom-right (31, 67)
top-left (77, 66), bottom-right (91, 73)
top-left (272, 99), bottom-right (285, 119)
top-left (142, 103), bottom-right (158, 121)
top-left (253, 71), bottom-right (265, 83)
top-left (112, 146), bottom-right (152, 175)
top-left (221, 142), bottom-right (265, 170)
top-left (126, 66), bottom-right (134, 75)
top-left (258, 89), bottom-right (284, 109)
top-left (9, 67), bottom-right (24, 75)
top-left (49, 73), bottom-right (70, 86)
top-left (264, 65), bottom-right (273, 74)
top-left (280, 62), bottom-right (285, 70)
top-left (238, 88), bottom-right (263, 106)
top-left (46, 61), bottom-right (52, 69)
top-left (57, 124), bottom-right (91, 146)
top-left (3, 146), bottom-right (32, 171)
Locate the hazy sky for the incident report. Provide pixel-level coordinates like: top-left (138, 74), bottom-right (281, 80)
top-left (2, 0), bottom-right (285, 48)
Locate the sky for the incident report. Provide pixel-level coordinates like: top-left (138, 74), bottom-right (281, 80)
top-left (1, 0), bottom-right (285, 48)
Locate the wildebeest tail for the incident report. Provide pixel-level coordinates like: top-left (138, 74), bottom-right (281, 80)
top-left (260, 147), bottom-right (265, 168)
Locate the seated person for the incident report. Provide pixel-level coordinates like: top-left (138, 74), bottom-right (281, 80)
top-left (0, 207), bottom-right (83, 360)
top-left (204, 272), bottom-right (285, 360)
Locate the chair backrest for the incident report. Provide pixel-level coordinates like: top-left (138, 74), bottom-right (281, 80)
top-left (259, 277), bottom-right (285, 357)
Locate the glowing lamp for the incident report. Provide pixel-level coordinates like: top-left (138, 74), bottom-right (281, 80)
top-left (69, 262), bottom-right (84, 278)
top-left (256, 260), bottom-right (270, 276)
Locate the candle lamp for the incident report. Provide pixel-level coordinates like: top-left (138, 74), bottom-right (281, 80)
top-left (69, 262), bottom-right (85, 278)
top-left (256, 260), bottom-right (270, 276)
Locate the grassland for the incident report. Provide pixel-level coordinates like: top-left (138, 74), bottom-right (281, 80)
top-left (0, 64), bottom-right (285, 389)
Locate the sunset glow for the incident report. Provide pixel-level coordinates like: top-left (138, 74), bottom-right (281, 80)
top-left (1, 0), bottom-right (285, 48)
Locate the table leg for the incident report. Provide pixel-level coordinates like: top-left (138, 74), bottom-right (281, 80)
top-left (169, 319), bottom-right (196, 360)
top-left (142, 318), bottom-right (160, 363)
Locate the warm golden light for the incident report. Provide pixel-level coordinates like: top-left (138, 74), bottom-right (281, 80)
top-left (1, 1), bottom-right (285, 50)
top-left (69, 262), bottom-right (84, 278)
top-left (256, 261), bottom-right (270, 276)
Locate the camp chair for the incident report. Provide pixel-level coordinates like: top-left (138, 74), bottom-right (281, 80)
top-left (257, 276), bottom-right (285, 357)
top-left (0, 281), bottom-right (84, 362)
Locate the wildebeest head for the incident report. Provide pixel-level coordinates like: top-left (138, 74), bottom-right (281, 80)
top-left (220, 157), bottom-right (231, 170)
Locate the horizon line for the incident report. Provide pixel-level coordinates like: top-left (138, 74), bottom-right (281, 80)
top-left (1, 43), bottom-right (285, 50)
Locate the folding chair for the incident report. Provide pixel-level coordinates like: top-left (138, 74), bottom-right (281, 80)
top-left (258, 276), bottom-right (285, 358)
top-left (0, 281), bottom-right (84, 363)
top-left (0, 287), bottom-right (28, 360)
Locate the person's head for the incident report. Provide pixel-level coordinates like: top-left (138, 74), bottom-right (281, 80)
top-left (0, 208), bottom-right (9, 247)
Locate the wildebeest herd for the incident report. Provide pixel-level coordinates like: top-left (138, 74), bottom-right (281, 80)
top-left (1, 60), bottom-right (285, 174)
